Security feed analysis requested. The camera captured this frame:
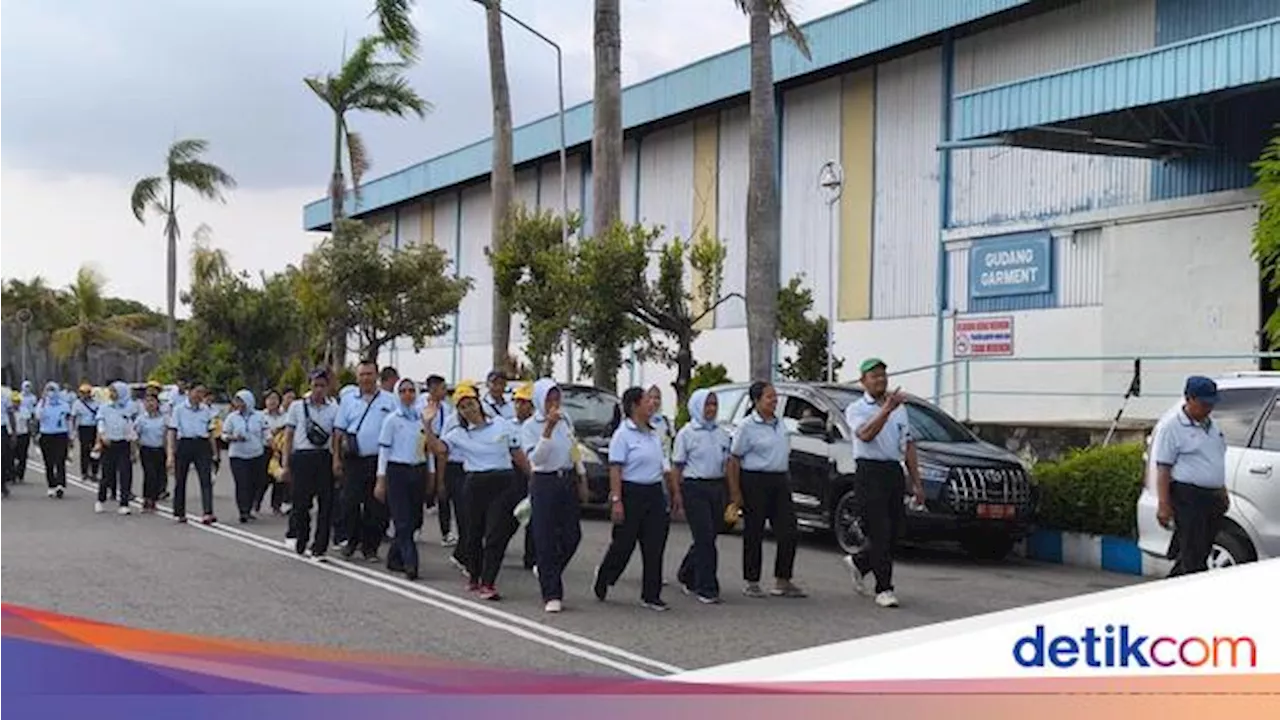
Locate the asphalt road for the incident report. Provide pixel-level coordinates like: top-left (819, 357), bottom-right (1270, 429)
top-left (2, 452), bottom-right (1139, 677)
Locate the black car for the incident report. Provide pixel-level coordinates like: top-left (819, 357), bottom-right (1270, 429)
top-left (558, 384), bottom-right (620, 507)
top-left (710, 382), bottom-right (1035, 560)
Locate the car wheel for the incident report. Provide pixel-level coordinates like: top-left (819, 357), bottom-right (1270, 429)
top-left (960, 531), bottom-right (1015, 561)
top-left (832, 488), bottom-right (866, 555)
top-left (1208, 527), bottom-right (1256, 570)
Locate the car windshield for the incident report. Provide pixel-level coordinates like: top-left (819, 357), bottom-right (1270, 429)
top-left (560, 388), bottom-right (620, 436)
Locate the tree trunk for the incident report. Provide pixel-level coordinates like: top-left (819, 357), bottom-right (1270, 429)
top-left (745, 0), bottom-right (781, 383)
top-left (330, 113), bottom-right (346, 222)
top-left (165, 180), bottom-right (178, 352)
top-left (674, 333), bottom-right (695, 419)
top-left (592, 345), bottom-right (620, 393)
top-left (485, 1), bottom-right (515, 370)
top-left (592, 0), bottom-right (623, 235)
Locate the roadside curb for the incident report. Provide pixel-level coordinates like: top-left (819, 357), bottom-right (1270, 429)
top-left (1017, 529), bottom-right (1171, 577)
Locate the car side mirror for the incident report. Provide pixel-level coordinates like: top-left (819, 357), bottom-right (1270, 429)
top-left (797, 417), bottom-right (827, 438)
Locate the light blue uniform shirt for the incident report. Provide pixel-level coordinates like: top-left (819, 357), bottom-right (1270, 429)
top-left (521, 415), bottom-right (577, 473)
top-left (608, 419), bottom-right (668, 484)
top-left (72, 398), bottom-right (100, 428)
top-left (96, 403), bottom-right (137, 442)
top-left (481, 393), bottom-right (516, 422)
top-left (134, 413), bottom-right (168, 449)
top-left (442, 418), bottom-right (520, 473)
top-left (168, 399), bottom-right (216, 439)
top-left (337, 389), bottom-right (398, 458)
top-left (731, 412), bottom-right (791, 473)
top-left (845, 394), bottom-right (912, 462)
top-left (1152, 407), bottom-right (1228, 489)
top-left (16, 393), bottom-right (36, 435)
top-left (222, 411), bottom-right (267, 459)
top-left (378, 407), bottom-right (429, 475)
top-left (37, 400), bottom-right (72, 435)
top-left (2, 393), bottom-right (10, 430)
top-left (285, 397), bottom-right (340, 452)
top-left (674, 422), bottom-right (731, 480)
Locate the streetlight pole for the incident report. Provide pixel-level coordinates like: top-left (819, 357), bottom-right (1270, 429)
top-left (818, 161), bottom-right (844, 383)
top-left (472, 1), bottom-right (572, 380)
top-left (16, 308), bottom-right (32, 382)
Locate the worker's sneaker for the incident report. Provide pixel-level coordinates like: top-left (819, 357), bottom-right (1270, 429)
top-left (742, 583), bottom-right (767, 599)
top-left (544, 599), bottom-right (563, 614)
top-left (641, 599), bottom-right (670, 612)
top-left (117, 506), bottom-right (131, 516)
top-left (55, 487), bottom-right (64, 499)
top-left (442, 532), bottom-right (458, 547)
top-left (592, 566), bottom-right (608, 601)
top-left (477, 585), bottom-right (501, 601)
top-left (47, 488), bottom-right (57, 498)
top-left (875, 591), bottom-right (900, 608)
top-left (843, 555), bottom-right (873, 597)
top-left (94, 501), bottom-right (105, 514)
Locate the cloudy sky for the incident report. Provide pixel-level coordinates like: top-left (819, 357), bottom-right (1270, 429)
top-left (2, 0), bottom-right (852, 314)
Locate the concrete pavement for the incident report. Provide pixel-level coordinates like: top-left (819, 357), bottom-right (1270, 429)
top-left (2, 454), bottom-right (1139, 675)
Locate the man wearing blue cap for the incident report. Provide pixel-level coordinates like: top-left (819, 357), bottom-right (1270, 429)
top-left (1152, 375), bottom-right (1230, 576)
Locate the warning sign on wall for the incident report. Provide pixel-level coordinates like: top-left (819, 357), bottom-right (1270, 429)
top-left (954, 316), bottom-right (1014, 357)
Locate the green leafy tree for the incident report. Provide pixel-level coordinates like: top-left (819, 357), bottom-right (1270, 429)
top-left (1253, 126), bottom-right (1280, 350)
top-left (312, 220), bottom-right (472, 360)
top-left (572, 223), bottom-right (652, 391)
top-left (674, 362), bottom-right (733, 428)
top-left (130, 138), bottom-right (236, 349)
top-left (776, 275), bottom-right (843, 382)
top-left (49, 266), bottom-right (152, 381)
top-left (278, 357), bottom-right (309, 394)
top-left (1, 277), bottom-right (73, 333)
top-left (490, 206), bottom-right (583, 377)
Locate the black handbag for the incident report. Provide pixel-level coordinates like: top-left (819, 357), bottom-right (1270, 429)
top-left (345, 398), bottom-right (377, 457)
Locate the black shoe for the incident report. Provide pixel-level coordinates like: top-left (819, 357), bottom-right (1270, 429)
top-left (55, 487), bottom-right (64, 499)
top-left (387, 559), bottom-right (406, 573)
top-left (239, 515), bottom-right (250, 524)
top-left (593, 566), bottom-right (607, 601)
top-left (363, 550), bottom-right (379, 562)
top-left (405, 568), bottom-right (419, 581)
top-left (341, 543), bottom-right (358, 559)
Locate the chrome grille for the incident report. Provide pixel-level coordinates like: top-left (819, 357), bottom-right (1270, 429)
top-left (946, 466), bottom-right (1032, 514)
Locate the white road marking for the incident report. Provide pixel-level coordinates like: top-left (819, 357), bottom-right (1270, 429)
top-left (24, 460), bottom-right (684, 677)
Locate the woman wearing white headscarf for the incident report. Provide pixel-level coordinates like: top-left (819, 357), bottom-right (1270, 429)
top-left (36, 382), bottom-right (72, 498)
top-left (222, 389), bottom-right (268, 524)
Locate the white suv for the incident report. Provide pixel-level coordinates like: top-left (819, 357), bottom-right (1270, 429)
top-left (1136, 373), bottom-right (1280, 570)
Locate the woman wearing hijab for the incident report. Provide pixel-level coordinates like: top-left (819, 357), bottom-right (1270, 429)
top-left (673, 389), bottom-right (732, 604)
top-left (594, 386), bottom-right (684, 611)
top-left (95, 381), bottom-right (138, 514)
top-left (374, 379), bottom-right (432, 580)
top-left (423, 384), bottom-right (530, 601)
top-left (36, 383), bottom-right (72, 497)
top-left (223, 389), bottom-right (268, 524)
top-left (13, 381), bottom-right (37, 481)
top-left (727, 381), bottom-right (807, 599)
top-left (134, 393), bottom-right (168, 511)
top-left (257, 389), bottom-right (290, 517)
top-left (646, 385), bottom-right (675, 458)
top-left (71, 384), bottom-right (102, 482)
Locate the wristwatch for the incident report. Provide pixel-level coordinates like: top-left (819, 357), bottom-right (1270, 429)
top-left (609, 493), bottom-right (621, 504)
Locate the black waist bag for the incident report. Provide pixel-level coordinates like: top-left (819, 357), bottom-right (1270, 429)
top-left (303, 402), bottom-right (331, 448)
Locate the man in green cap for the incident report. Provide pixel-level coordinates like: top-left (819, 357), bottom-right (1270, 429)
top-left (841, 357), bottom-right (925, 608)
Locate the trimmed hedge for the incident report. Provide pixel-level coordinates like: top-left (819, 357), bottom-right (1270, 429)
top-left (1031, 443), bottom-right (1145, 538)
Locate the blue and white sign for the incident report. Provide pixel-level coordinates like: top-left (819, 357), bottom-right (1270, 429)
top-left (968, 231), bottom-right (1053, 299)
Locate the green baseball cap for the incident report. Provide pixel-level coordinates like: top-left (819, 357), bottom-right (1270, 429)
top-left (859, 357), bottom-right (887, 375)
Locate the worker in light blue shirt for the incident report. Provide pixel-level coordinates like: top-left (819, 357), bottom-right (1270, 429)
top-left (728, 381), bottom-right (806, 600)
top-left (282, 368), bottom-right (342, 558)
top-left (424, 383), bottom-right (529, 600)
top-left (134, 393), bottom-right (168, 511)
top-left (167, 383), bottom-right (219, 524)
top-left (12, 381), bottom-right (37, 482)
top-left (594, 386), bottom-right (683, 610)
top-left (421, 375), bottom-right (464, 552)
top-left (2, 389), bottom-right (13, 497)
top-left (223, 389), bottom-right (269, 524)
top-left (481, 369), bottom-right (516, 421)
top-left (374, 378), bottom-right (431, 581)
top-left (335, 360), bottom-right (399, 560)
top-left (673, 388), bottom-right (732, 604)
top-left (95, 381), bottom-right (137, 514)
top-left (71, 384), bottom-right (102, 482)
top-left (520, 378), bottom-right (589, 613)
top-left (36, 382), bottom-right (72, 497)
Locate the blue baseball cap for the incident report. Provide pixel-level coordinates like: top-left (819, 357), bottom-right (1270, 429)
top-left (1184, 376), bottom-right (1219, 405)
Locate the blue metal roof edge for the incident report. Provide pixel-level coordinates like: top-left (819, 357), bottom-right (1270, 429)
top-left (303, 0), bottom-right (1032, 230)
top-left (953, 16), bottom-right (1280, 140)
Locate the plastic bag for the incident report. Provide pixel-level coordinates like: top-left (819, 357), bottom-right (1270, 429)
top-left (513, 497), bottom-right (532, 526)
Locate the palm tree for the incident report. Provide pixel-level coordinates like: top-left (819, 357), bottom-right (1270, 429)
top-left (733, 0), bottom-right (809, 381)
top-left (372, 0), bottom-right (419, 60)
top-left (305, 35), bottom-right (430, 225)
top-left (130, 138), bottom-right (236, 351)
top-left (1, 277), bottom-right (71, 334)
top-left (478, 0), bottom-right (516, 369)
top-left (50, 266), bottom-right (150, 383)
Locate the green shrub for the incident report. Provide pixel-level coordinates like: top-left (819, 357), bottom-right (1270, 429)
top-left (1031, 443), bottom-right (1145, 538)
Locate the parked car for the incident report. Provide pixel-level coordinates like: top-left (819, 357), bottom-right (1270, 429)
top-left (709, 382), bottom-right (1035, 560)
top-left (1136, 372), bottom-right (1280, 570)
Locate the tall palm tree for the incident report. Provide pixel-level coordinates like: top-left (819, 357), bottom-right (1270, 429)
top-left (130, 138), bottom-right (236, 351)
top-left (733, 0), bottom-right (809, 381)
top-left (50, 267), bottom-right (150, 382)
top-left (372, 0), bottom-right (419, 60)
top-left (478, 0), bottom-right (516, 369)
top-left (306, 35), bottom-right (430, 225)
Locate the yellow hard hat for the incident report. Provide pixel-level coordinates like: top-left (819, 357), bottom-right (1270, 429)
top-left (451, 383), bottom-right (479, 405)
top-left (513, 382), bottom-right (534, 402)
top-left (146, 380), bottom-right (162, 389)
top-left (11, 391), bottom-right (20, 403)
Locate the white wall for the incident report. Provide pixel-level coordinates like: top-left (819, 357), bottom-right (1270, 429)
top-left (781, 77), bottom-right (842, 317)
top-left (716, 105), bottom-right (750, 329)
top-left (457, 185), bottom-right (493, 346)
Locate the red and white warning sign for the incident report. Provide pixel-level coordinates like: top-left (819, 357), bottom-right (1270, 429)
top-left (954, 316), bottom-right (1014, 357)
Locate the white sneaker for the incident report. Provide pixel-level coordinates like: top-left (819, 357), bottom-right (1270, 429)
top-left (117, 506), bottom-right (131, 516)
top-left (47, 488), bottom-right (56, 498)
top-left (875, 590), bottom-right (900, 608)
top-left (544, 599), bottom-right (563, 613)
top-left (442, 531), bottom-right (458, 547)
top-left (94, 501), bottom-right (105, 514)
top-left (842, 555), bottom-right (873, 597)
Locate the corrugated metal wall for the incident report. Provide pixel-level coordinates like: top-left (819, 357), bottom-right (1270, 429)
top-left (717, 106), bottom-right (750, 329)
top-left (950, 0), bottom-right (1156, 228)
top-left (514, 168), bottom-right (538, 211)
top-left (536, 153), bottom-right (583, 220)
top-left (621, 140), bottom-right (640, 226)
top-left (1151, 87), bottom-right (1280, 200)
top-left (1156, 0), bottom-right (1279, 44)
top-left (780, 77), bottom-right (843, 319)
top-left (637, 124), bottom-right (695, 242)
top-left (946, 226), bottom-right (1104, 313)
top-left (398, 203), bottom-right (422, 248)
top-left (428, 192), bottom-right (461, 349)
top-left (457, 185), bottom-right (493, 346)
top-left (873, 47), bottom-right (942, 319)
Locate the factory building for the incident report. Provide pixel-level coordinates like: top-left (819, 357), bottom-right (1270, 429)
top-left (302, 0), bottom-right (1279, 422)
